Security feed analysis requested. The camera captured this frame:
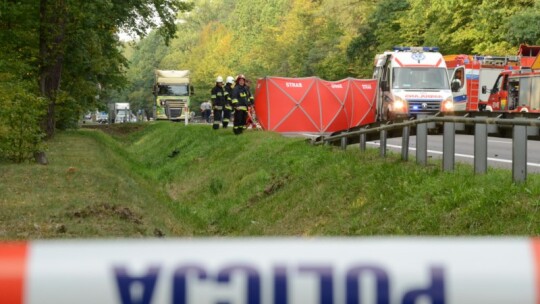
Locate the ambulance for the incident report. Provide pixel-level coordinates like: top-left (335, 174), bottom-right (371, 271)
top-left (373, 46), bottom-right (455, 121)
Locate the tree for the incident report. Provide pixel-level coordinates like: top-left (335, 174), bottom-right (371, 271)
top-left (506, 0), bottom-right (540, 45)
top-left (0, 1), bottom-right (45, 161)
top-left (122, 31), bottom-right (170, 118)
top-left (347, 0), bottom-right (409, 77)
top-left (37, 0), bottom-right (193, 138)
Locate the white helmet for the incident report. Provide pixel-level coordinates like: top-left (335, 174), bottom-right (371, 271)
top-left (216, 76), bottom-right (224, 83)
top-left (226, 76), bottom-right (234, 84)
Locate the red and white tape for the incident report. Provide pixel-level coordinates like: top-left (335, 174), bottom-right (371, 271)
top-left (1, 238), bottom-right (539, 304)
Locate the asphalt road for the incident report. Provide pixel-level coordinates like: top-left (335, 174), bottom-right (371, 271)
top-left (367, 134), bottom-right (540, 173)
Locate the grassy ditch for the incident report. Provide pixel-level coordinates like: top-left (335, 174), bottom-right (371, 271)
top-left (1, 122), bottom-right (539, 239)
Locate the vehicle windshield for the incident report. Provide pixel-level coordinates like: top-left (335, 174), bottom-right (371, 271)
top-left (157, 84), bottom-right (189, 96)
top-left (392, 67), bottom-right (450, 90)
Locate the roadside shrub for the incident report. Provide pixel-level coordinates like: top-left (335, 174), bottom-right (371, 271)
top-left (0, 83), bottom-right (46, 163)
top-left (55, 91), bottom-right (84, 130)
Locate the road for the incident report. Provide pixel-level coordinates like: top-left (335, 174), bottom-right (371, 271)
top-left (366, 134), bottom-right (540, 173)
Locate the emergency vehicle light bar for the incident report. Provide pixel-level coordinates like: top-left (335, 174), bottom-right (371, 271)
top-left (394, 46), bottom-right (440, 52)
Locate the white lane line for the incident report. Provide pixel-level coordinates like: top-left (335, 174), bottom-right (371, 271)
top-left (488, 139), bottom-right (511, 144)
top-left (367, 142), bottom-right (540, 167)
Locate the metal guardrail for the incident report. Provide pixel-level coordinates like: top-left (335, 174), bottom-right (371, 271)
top-left (318, 116), bottom-right (540, 183)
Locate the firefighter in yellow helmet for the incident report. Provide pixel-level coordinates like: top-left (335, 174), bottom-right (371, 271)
top-left (210, 76), bottom-right (228, 129)
top-left (231, 74), bottom-right (254, 135)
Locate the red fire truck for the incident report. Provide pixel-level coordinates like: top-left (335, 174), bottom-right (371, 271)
top-left (444, 44), bottom-right (540, 112)
top-left (482, 69), bottom-right (540, 113)
top-left (517, 44), bottom-right (540, 67)
top-left (444, 54), bottom-right (521, 112)
top-left (480, 45), bottom-right (540, 113)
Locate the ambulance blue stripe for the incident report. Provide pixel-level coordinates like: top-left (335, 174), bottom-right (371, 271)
top-left (453, 95), bottom-right (467, 103)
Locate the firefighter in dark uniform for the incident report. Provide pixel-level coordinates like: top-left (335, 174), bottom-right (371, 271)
top-left (231, 74), bottom-right (253, 135)
top-left (210, 76), bottom-right (228, 130)
top-left (223, 76), bottom-right (235, 128)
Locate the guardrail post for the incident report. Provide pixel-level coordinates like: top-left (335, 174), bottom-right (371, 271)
top-left (513, 125), bottom-right (527, 183)
top-left (527, 126), bottom-right (539, 136)
top-left (474, 124), bottom-right (487, 174)
top-left (341, 136), bottom-right (348, 150)
top-left (359, 132), bottom-right (366, 152)
top-left (416, 122), bottom-right (428, 166)
top-left (401, 126), bottom-right (409, 161)
top-left (443, 122), bottom-right (455, 172)
top-left (380, 130), bottom-right (387, 157)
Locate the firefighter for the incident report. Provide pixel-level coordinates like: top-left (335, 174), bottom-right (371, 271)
top-left (244, 78), bottom-right (257, 129)
top-left (210, 76), bottom-right (228, 129)
top-left (231, 74), bottom-right (253, 135)
top-left (223, 76), bottom-right (235, 128)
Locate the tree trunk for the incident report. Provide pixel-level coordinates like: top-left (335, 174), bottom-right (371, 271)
top-left (39, 0), bottom-right (66, 139)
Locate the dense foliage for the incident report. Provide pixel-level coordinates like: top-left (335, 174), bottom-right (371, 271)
top-left (0, 82), bottom-right (46, 163)
top-left (121, 0), bottom-right (540, 113)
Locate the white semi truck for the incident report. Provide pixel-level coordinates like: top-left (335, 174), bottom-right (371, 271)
top-left (153, 70), bottom-right (194, 121)
top-left (113, 102), bottom-right (136, 123)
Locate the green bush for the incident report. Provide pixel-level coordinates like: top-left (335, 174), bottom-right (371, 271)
top-left (0, 83), bottom-right (46, 163)
top-left (55, 92), bottom-right (83, 130)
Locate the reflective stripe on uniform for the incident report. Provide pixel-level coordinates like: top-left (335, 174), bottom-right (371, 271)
top-left (214, 106), bottom-right (223, 110)
top-left (232, 99), bottom-right (238, 104)
top-left (211, 95), bottom-right (216, 98)
top-left (237, 106), bottom-right (247, 111)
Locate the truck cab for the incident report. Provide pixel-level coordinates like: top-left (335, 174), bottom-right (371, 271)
top-left (113, 103), bottom-right (132, 123)
top-left (374, 46), bottom-right (454, 121)
top-left (484, 69), bottom-right (540, 112)
top-left (153, 70), bottom-right (193, 121)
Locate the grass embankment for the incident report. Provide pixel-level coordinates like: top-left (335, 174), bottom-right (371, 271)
top-left (1, 122), bottom-right (539, 239)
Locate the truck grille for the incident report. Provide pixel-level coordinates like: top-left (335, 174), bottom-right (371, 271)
top-left (165, 100), bottom-right (186, 119)
top-left (408, 100), bottom-right (441, 113)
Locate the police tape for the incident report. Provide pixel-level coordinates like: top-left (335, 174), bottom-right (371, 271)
top-left (1, 238), bottom-right (539, 304)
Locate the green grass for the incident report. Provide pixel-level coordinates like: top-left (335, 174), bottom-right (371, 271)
top-left (1, 122), bottom-right (539, 239)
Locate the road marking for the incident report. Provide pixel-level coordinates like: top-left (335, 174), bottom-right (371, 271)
top-left (367, 142), bottom-right (540, 168)
top-left (488, 139), bottom-right (511, 144)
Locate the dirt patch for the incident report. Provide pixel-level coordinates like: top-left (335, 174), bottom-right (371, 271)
top-left (264, 176), bottom-right (288, 195)
top-left (231, 175), bottom-right (291, 214)
top-left (68, 203), bottom-right (144, 225)
top-left (81, 123), bottom-right (146, 137)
